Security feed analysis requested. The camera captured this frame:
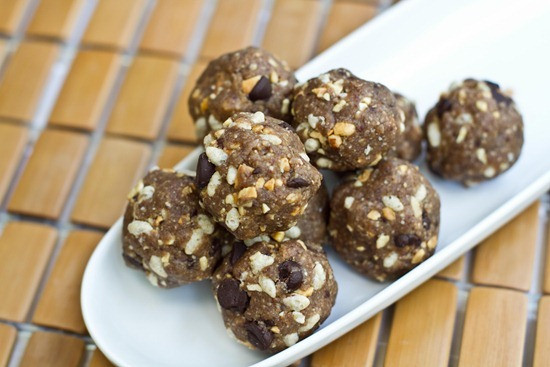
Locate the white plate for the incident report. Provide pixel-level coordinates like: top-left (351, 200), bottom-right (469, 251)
top-left (81, 0), bottom-right (550, 365)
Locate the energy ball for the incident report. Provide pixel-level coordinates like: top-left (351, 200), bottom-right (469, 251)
top-left (244, 183), bottom-right (330, 247)
top-left (389, 93), bottom-right (422, 161)
top-left (212, 239), bottom-right (337, 352)
top-left (291, 68), bottom-right (402, 171)
top-left (197, 112), bottom-right (322, 240)
top-left (329, 158), bottom-right (440, 281)
top-left (122, 169), bottom-right (224, 288)
top-left (424, 78), bottom-right (524, 185)
top-left (189, 47), bottom-right (297, 140)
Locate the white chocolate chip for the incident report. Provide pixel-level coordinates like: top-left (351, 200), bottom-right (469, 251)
top-left (261, 134), bottom-right (282, 145)
top-left (207, 171), bottom-right (221, 197)
top-left (197, 214), bottom-right (215, 234)
top-left (304, 138), bottom-right (320, 153)
top-left (226, 166), bottom-right (237, 185)
top-left (382, 195), bottom-right (404, 211)
top-left (251, 111), bottom-right (265, 123)
top-left (427, 122), bottom-right (441, 147)
top-left (411, 196), bottom-right (422, 219)
top-left (298, 314), bottom-right (320, 332)
top-left (415, 184), bottom-right (427, 202)
top-left (199, 256), bottom-right (208, 271)
top-left (205, 146), bottom-right (227, 166)
top-left (383, 252), bottom-right (398, 268)
top-left (138, 185), bottom-right (155, 203)
top-left (185, 228), bottom-right (203, 255)
top-left (476, 148), bottom-right (488, 164)
top-left (249, 251), bottom-right (274, 274)
top-left (285, 226), bottom-right (301, 239)
top-left (128, 220), bottom-right (153, 237)
top-left (283, 294), bottom-right (310, 311)
top-left (283, 333), bottom-right (299, 347)
top-left (376, 234), bottom-right (390, 249)
top-left (259, 276), bottom-right (277, 298)
top-left (292, 311), bottom-right (305, 324)
top-left (333, 122), bottom-right (356, 136)
top-left (149, 255), bottom-right (167, 278)
top-left (225, 208), bottom-right (240, 231)
top-left (344, 196), bottom-right (355, 209)
top-left (312, 262), bottom-right (326, 290)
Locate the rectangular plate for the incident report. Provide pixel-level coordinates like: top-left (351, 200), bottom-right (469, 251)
top-left (81, 0), bottom-right (550, 366)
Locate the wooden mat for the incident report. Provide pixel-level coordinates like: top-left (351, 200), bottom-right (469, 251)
top-left (0, 0), bottom-right (547, 366)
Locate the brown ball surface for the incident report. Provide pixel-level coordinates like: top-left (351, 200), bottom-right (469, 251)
top-left (329, 158), bottom-right (440, 281)
top-left (212, 239), bottom-right (337, 352)
top-left (424, 78), bottom-right (524, 186)
top-left (197, 112), bottom-right (322, 240)
top-left (291, 68), bottom-right (402, 171)
top-left (122, 169), bottom-right (224, 288)
top-left (188, 47), bottom-right (297, 140)
top-left (389, 92), bottom-right (422, 161)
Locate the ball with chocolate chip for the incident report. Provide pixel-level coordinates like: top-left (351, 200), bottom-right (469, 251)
top-left (389, 92), bottom-right (423, 161)
top-left (328, 158), bottom-right (440, 281)
top-left (197, 111), bottom-right (323, 240)
top-left (188, 46), bottom-right (297, 140)
top-left (212, 239), bottom-right (337, 352)
top-left (122, 168), bottom-right (225, 288)
top-left (291, 68), bottom-right (402, 171)
top-left (424, 79), bottom-right (524, 186)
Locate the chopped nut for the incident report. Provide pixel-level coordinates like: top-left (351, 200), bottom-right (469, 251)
top-left (271, 231), bottom-right (285, 242)
top-left (411, 196), bottom-right (422, 218)
top-left (427, 235), bottom-right (438, 249)
top-left (242, 75), bottom-right (262, 94)
top-left (279, 157), bottom-right (290, 172)
top-left (328, 134), bottom-right (342, 148)
top-left (264, 178), bottom-right (275, 191)
top-left (262, 203), bottom-right (271, 213)
top-left (427, 122), bottom-right (441, 147)
top-left (238, 186), bottom-right (257, 201)
top-left (411, 249), bottom-right (426, 264)
top-left (332, 99), bottom-right (347, 112)
top-left (376, 234), bottom-right (390, 249)
top-left (367, 210), bottom-right (381, 220)
top-left (382, 195), bottom-right (404, 211)
top-left (344, 196), bottom-right (355, 209)
top-left (383, 252), bottom-right (398, 268)
top-left (225, 208), bottom-right (240, 231)
top-left (382, 207), bottom-right (396, 221)
top-left (475, 100), bottom-right (488, 112)
top-left (333, 122), bottom-right (356, 136)
top-left (476, 148), bottom-right (488, 164)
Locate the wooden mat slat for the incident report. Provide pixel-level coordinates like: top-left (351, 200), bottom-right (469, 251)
top-left (437, 256), bottom-right (465, 281)
top-left (105, 54), bottom-right (179, 140)
top-left (90, 348), bottom-right (114, 367)
top-left (71, 136), bottom-right (151, 229)
top-left (458, 287), bottom-right (528, 367)
top-left (19, 331), bottom-right (85, 367)
top-left (543, 223), bottom-right (550, 294)
top-left (0, 122), bottom-right (28, 201)
top-left (0, 323), bottom-right (17, 367)
top-left (82, 0), bottom-right (146, 51)
top-left (262, 0), bottom-right (323, 69)
top-left (139, 0), bottom-right (204, 58)
top-left (0, 39), bottom-right (6, 63)
top-left (32, 230), bottom-right (103, 334)
top-left (472, 201), bottom-right (539, 291)
top-left (199, 0), bottom-right (262, 60)
top-left (49, 49), bottom-right (120, 131)
top-left (317, 0), bottom-right (377, 54)
top-left (0, 222), bottom-right (57, 322)
top-left (310, 312), bottom-right (381, 367)
top-left (26, 0), bottom-right (85, 40)
top-left (8, 129), bottom-right (89, 219)
top-left (0, 40), bottom-right (59, 122)
top-left (157, 144), bottom-right (195, 169)
top-left (0, 0), bottom-right (31, 34)
top-left (166, 61), bottom-right (208, 143)
top-left (534, 296), bottom-right (550, 367)
top-left (384, 279), bottom-right (457, 366)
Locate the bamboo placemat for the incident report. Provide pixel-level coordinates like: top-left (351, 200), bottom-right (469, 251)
top-left (0, 0), bottom-right (548, 366)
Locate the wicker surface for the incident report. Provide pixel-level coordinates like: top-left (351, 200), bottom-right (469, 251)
top-left (0, 0), bottom-right (547, 366)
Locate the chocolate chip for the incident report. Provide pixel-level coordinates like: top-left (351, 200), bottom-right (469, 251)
top-left (217, 278), bottom-right (249, 313)
top-left (286, 177), bottom-right (310, 188)
top-left (252, 167), bottom-right (262, 175)
top-left (248, 76), bottom-right (272, 101)
top-left (278, 121), bottom-right (294, 131)
top-left (209, 238), bottom-right (222, 257)
top-left (395, 234), bottom-right (421, 248)
top-left (185, 256), bottom-right (197, 269)
top-left (484, 80), bottom-right (500, 90)
top-left (436, 98), bottom-right (453, 116)
top-left (122, 253), bottom-right (142, 268)
top-left (490, 89), bottom-right (513, 106)
top-left (278, 260), bottom-right (303, 291)
top-left (196, 152), bottom-right (216, 189)
top-left (230, 241), bottom-right (247, 265)
top-left (422, 211), bottom-right (431, 230)
top-left (244, 321), bottom-right (273, 350)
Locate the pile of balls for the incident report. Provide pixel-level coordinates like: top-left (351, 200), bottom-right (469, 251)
top-left (121, 47), bottom-right (523, 352)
